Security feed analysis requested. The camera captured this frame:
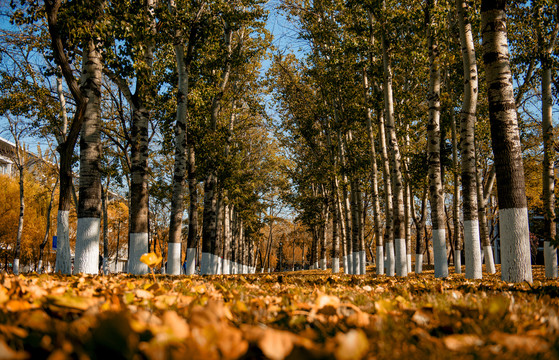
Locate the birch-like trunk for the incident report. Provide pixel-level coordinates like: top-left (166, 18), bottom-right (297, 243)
top-left (382, 21), bottom-right (406, 277)
top-left (127, 0), bottom-right (156, 275)
top-left (185, 142), bottom-right (198, 274)
top-left (102, 183), bottom-right (109, 274)
top-left (539, 9), bottom-right (559, 278)
top-left (167, 39), bottom-right (188, 275)
top-left (378, 111), bottom-right (393, 275)
top-left (426, 1), bottom-right (448, 278)
top-left (451, 112), bottom-right (462, 273)
top-left (363, 71), bottom-right (384, 276)
top-left (457, 0), bottom-right (482, 279)
top-left (13, 164), bottom-right (24, 275)
top-left (481, 0), bottom-right (532, 283)
top-left (75, 39), bottom-right (103, 275)
top-left (201, 175), bottom-right (218, 275)
top-left (476, 162), bottom-right (496, 274)
top-left (39, 178), bottom-right (58, 272)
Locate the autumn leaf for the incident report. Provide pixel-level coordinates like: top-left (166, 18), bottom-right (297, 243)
top-left (140, 252), bottom-right (163, 268)
top-left (443, 334), bottom-right (484, 351)
top-left (333, 329), bottom-right (369, 360)
top-left (258, 329), bottom-right (295, 360)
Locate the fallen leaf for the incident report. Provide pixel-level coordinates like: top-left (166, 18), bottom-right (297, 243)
top-left (489, 331), bottom-right (550, 354)
top-left (0, 339), bottom-right (27, 360)
top-left (162, 311), bottom-right (190, 340)
top-left (443, 334), bottom-right (484, 351)
top-left (258, 329), bottom-right (294, 360)
top-left (411, 309), bottom-right (431, 326)
top-left (334, 329), bottom-right (369, 360)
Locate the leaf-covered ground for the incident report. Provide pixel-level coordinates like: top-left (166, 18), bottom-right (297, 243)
top-left (1, 265), bottom-right (558, 359)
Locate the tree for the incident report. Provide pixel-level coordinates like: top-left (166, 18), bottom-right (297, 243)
top-left (456, 0), bottom-right (482, 279)
top-left (481, 0), bottom-right (532, 283)
top-left (75, 7), bottom-right (105, 274)
top-left (425, 0), bottom-right (448, 278)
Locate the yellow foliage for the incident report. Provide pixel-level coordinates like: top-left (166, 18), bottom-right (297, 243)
top-left (0, 173), bottom-right (54, 270)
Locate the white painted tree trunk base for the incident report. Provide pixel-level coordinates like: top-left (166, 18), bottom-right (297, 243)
top-left (320, 258), bottom-right (327, 270)
top-left (352, 252), bottom-right (360, 275)
top-left (499, 207), bottom-right (532, 283)
top-left (55, 210), bottom-right (72, 274)
top-left (360, 251), bottom-right (366, 275)
top-left (407, 254), bottom-right (412, 274)
top-left (376, 246), bottom-right (384, 275)
top-left (386, 241), bottom-right (395, 277)
top-left (395, 238), bottom-right (407, 277)
top-left (75, 217), bottom-right (100, 275)
top-left (13, 258), bottom-right (19, 275)
top-left (222, 259), bottom-right (230, 275)
top-left (201, 252), bottom-right (212, 275)
top-left (343, 255), bottom-right (349, 274)
top-left (332, 258), bottom-right (340, 274)
top-left (484, 245), bottom-right (496, 274)
top-left (185, 248), bottom-right (196, 275)
top-left (167, 242), bottom-right (181, 275)
top-left (128, 233), bottom-right (149, 275)
top-left (464, 220), bottom-right (482, 279)
top-left (433, 229), bottom-right (448, 278)
top-left (544, 241), bottom-right (558, 278)
top-left (455, 250), bottom-right (462, 274)
top-left (415, 254), bottom-right (423, 274)
top-left (38, 260), bottom-right (43, 273)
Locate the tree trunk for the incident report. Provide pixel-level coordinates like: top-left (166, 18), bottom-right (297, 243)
top-left (456, 0), bottom-right (482, 279)
top-left (382, 20), bottom-right (406, 277)
top-left (426, 0), bottom-right (448, 278)
top-left (476, 157), bottom-right (496, 273)
top-left (13, 164), bottom-right (24, 275)
top-left (39, 177), bottom-right (58, 272)
top-left (127, 0), bottom-right (156, 275)
top-left (75, 39), bottom-right (103, 275)
top-left (481, 0), bottom-right (532, 283)
top-left (167, 40), bottom-right (188, 275)
top-left (363, 71), bottom-right (384, 276)
top-left (46, 0), bottom-right (88, 275)
top-left (331, 184), bottom-right (341, 273)
top-left (539, 8), bottom-right (558, 278)
top-left (185, 142), bottom-right (198, 274)
top-left (201, 175), bottom-right (218, 274)
top-left (128, 105), bottom-right (150, 275)
top-left (451, 110), bottom-right (462, 273)
top-left (378, 111), bottom-right (393, 275)
top-left (102, 182), bottom-right (109, 274)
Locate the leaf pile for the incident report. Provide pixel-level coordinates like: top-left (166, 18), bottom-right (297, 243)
top-left (1, 266), bottom-right (559, 359)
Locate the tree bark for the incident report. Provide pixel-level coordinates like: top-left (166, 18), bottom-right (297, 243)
top-left (45, 0), bottom-right (88, 275)
top-left (481, 0), bottom-right (532, 283)
top-left (381, 16), bottom-right (405, 275)
top-left (75, 39), bottom-right (103, 275)
top-left (456, 0), bottom-right (482, 279)
top-left (451, 111), bottom-right (462, 274)
top-left (426, 0), bottom-right (448, 278)
top-left (185, 141), bottom-right (198, 274)
top-left (378, 111), bottom-right (393, 275)
top-left (538, 3), bottom-right (559, 278)
top-left (363, 71), bottom-right (384, 276)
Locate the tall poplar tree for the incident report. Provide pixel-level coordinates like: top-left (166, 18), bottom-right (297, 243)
top-left (481, 0), bottom-right (532, 283)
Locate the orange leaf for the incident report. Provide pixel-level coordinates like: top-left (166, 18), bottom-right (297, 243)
top-left (140, 252), bottom-right (163, 267)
